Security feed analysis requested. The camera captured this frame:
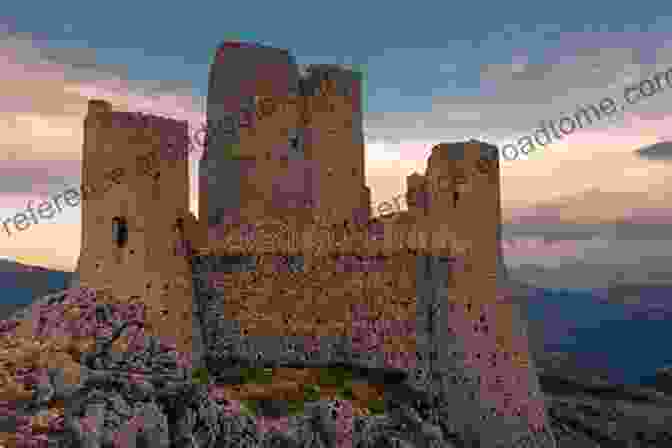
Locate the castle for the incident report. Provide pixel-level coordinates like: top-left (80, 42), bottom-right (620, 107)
top-left (74, 41), bottom-right (555, 446)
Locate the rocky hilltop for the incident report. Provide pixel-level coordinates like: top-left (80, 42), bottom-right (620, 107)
top-left (0, 282), bottom-right (670, 447)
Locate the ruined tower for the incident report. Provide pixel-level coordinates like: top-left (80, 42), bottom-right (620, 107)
top-left (415, 141), bottom-right (554, 447)
top-left (201, 43), bottom-right (370, 250)
top-left (76, 99), bottom-right (196, 355)
top-left (298, 65), bottom-right (369, 226)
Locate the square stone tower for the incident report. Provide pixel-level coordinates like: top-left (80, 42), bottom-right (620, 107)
top-left (76, 99), bottom-right (195, 355)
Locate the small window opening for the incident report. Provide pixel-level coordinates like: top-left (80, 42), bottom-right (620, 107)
top-left (112, 217), bottom-right (128, 248)
top-left (289, 136), bottom-right (300, 151)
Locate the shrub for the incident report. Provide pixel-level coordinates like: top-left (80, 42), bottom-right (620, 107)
top-left (241, 367), bottom-right (273, 384)
top-left (318, 366), bottom-right (352, 388)
top-left (303, 384), bottom-right (321, 402)
top-left (192, 367), bottom-right (210, 385)
top-left (367, 399), bottom-right (385, 415)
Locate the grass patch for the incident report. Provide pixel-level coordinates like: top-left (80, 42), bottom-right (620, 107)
top-left (367, 398), bottom-right (386, 415)
top-left (240, 367), bottom-right (274, 384)
top-left (318, 366), bottom-right (353, 388)
top-left (191, 367), bottom-right (210, 385)
top-left (203, 366), bottom-right (385, 417)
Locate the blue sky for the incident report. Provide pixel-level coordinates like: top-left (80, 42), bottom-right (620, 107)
top-left (2, 2), bottom-right (672, 288)
top-left (5, 1), bottom-right (670, 113)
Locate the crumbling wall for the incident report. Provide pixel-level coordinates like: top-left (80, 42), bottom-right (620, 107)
top-left (193, 213), bottom-right (555, 446)
top-left (192, 251), bottom-right (417, 365)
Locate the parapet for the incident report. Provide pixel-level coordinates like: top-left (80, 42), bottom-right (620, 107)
top-left (83, 100), bottom-right (190, 161)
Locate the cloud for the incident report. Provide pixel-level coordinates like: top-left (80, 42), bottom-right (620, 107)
top-left (0, 34), bottom-right (205, 196)
top-left (506, 239), bottom-right (672, 290)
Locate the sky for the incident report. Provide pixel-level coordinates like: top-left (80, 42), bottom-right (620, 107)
top-left (1, 2), bottom-right (672, 288)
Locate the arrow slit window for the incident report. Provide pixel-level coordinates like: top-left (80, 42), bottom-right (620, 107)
top-left (454, 175), bottom-right (467, 207)
top-left (112, 216), bottom-right (128, 248)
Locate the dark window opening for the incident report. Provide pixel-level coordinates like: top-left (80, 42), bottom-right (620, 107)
top-left (280, 255), bottom-right (304, 273)
top-left (453, 191), bottom-right (459, 207)
top-left (289, 136), bottom-right (301, 152)
top-left (112, 217), bottom-right (128, 248)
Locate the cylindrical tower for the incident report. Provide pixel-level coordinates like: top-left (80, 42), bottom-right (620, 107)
top-left (424, 140), bottom-right (556, 447)
top-left (201, 42), bottom-right (308, 240)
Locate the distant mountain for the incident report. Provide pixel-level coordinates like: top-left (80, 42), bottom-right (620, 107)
top-left (0, 259), bottom-right (73, 320)
top-left (504, 188), bottom-right (672, 225)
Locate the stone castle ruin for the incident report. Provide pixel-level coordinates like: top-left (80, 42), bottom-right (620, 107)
top-left (72, 41), bottom-right (557, 446)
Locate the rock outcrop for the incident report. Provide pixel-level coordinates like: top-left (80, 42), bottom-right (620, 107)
top-left (0, 287), bottom-right (458, 447)
top-left (2, 285), bottom-right (671, 447)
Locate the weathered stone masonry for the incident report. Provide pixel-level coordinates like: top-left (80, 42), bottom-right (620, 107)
top-left (72, 40), bottom-right (557, 447)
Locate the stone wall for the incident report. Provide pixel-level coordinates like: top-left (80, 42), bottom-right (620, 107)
top-left (191, 227), bottom-right (555, 446)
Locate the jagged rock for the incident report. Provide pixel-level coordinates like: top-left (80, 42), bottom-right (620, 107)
top-left (7, 286), bottom-right (672, 447)
top-left (655, 366), bottom-right (672, 394)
